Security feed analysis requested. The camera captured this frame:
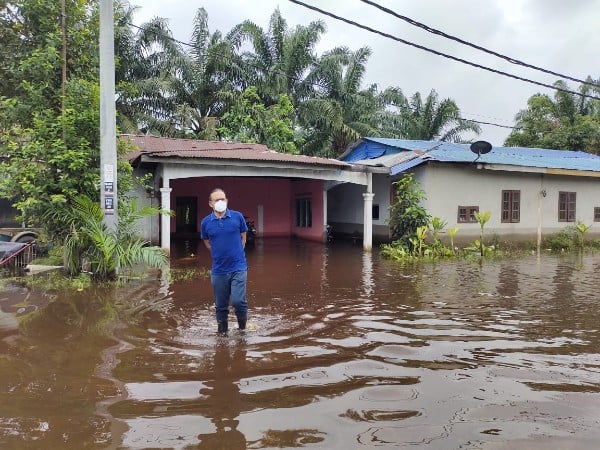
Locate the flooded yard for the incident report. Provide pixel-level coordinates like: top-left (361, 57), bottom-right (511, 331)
top-left (1, 238), bottom-right (600, 449)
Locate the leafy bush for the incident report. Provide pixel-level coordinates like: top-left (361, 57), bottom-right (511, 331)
top-left (388, 174), bottom-right (430, 246)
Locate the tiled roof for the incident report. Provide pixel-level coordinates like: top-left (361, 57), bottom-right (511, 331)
top-left (344, 137), bottom-right (600, 174)
top-left (122, 135), bottom-right (350, 168)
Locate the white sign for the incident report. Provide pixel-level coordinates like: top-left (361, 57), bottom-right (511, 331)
top-left (104, 164), bottom-right (114, 182)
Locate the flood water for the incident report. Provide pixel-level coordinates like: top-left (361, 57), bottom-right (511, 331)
top-left (1, 238), bottom-right (600, 449)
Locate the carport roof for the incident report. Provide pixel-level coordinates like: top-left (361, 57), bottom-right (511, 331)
top-left (123, 134), bottom-right (351, 169)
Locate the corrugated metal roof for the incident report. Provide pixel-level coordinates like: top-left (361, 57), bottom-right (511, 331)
top-left (123, 135), bottom-right (350, 168)
top-left (352, 151), bottom-right (420, 167)
top-left (390, 157), bottom-right (428, 176)
top-left (347, 138), bottom-right (600, 173)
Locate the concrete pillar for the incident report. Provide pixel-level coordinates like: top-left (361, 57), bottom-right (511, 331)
top-left (362, 192), bottom-right (374, 252)
top-left (160, 187), bottom-right (172, 251)
top-left (99, 0), bottom-right (117, 230)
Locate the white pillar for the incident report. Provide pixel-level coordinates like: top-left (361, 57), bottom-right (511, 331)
top-left (536, 174), bottom-right (545, 258)
top-left (362, 192), bottom-right (374, 252)
top-left (362, 172), bottom-right (374, 252)
top-left (323, 187), bottom-right (328, 243)
top-left (160, 187), bottom-right (172, 251)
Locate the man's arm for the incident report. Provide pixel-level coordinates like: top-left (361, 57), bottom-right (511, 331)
top-left (241, 232), bottom-right (247, 249)
top-left (203, 239), bottom-right (211, 251)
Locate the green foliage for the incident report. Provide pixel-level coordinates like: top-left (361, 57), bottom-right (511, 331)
top-left (428, 216), bottom-right (447, 256)
top-left (218, 86), bottom-right (301, 153)
top-left (505, 79), bottom-right (600, 154)
top-left (463, 239), bottom-right (496, 258)
top-left (22, 271), bottom-right (93, 292)
top-left (543, 228), bottom-right (577, 252)
top-left (388, 174), bottom-right (430, 246)
top-left (574, 222), bottom-right (592, 252)
top-left (117, 7), bottom-right (242, 138)
top-left (0, 90), bottom-right (100, 226)
top-left (0, 0), bottom-right (100, 128)
top-left (447, 225), bottom-right (460, 254)
top-left (382, 210), bottom-right (503, 262)
top-left (376, 88), bottom-right (481, 142)
top-left (473, 210), bottom-right (491, 257)
top-left (380, 240), bottom-right (413, 261)
top-left (381, 215), bottom-right (454, 261)
top-left (44, 195), bottom-right (168, 281)
top-left (229, 8), bottom-right (326, 106)
top-left (297, 47), bottom-right (382, 156)
top-left (543, 222), bottom-right (592, 252)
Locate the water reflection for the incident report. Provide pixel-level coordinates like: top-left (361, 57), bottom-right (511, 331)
top-left (1, 240), bottom-right (600, 449)
top-left (361, 251), bottom-right (374, 299)
top-left (197, 340), bottom-right (247, 449)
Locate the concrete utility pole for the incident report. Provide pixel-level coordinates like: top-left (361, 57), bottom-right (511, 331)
top-left (99, 0), bottom-right (118, 229)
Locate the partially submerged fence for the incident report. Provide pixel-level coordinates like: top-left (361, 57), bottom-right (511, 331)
top-left (0, 242), bottom-right (36, 275)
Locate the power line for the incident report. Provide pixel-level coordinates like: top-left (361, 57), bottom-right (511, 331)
top-left (128, 21), bottom-right (518, 130)
top-left (360, 0), bottom-right (600, 89)
top-left (128, 20), bottom-right (600, 139)
top-left (288, 0), bottom-right (600, 101)
top-left (469, 119), bottom-right (517, 130)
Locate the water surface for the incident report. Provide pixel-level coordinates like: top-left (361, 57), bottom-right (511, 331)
top-left (1, 238), bottom-right (600, 449)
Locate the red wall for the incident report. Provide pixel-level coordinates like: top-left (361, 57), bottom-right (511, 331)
top-left (170, 177), bottom-right (325, 241)
top-left (291, 178), bottom-right (326, 242)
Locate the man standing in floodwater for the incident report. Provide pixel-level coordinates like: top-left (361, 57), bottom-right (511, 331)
top-left (201, 188), bottom-right (249, 334)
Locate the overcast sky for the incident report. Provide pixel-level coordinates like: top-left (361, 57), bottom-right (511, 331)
top-left (131, 0), bottom-right (600, 146)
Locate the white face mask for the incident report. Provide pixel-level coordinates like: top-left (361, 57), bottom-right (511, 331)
top-left (214, 200), bottom-right (227, 213)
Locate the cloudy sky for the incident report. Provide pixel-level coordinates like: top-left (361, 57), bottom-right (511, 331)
top-left (131, 0), bottom-right (600, 145)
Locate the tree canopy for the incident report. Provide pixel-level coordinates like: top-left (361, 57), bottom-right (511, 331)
top-left (504, 79), bottom-right (600, 153)
top-left (0, 0), bottom-right (480, 229)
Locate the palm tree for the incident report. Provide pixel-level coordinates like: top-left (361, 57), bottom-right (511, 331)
top-left (505, 78), bottom-right (600, 153)
top-left (228, 8), bottom-right (326, 106)
top-left (117, 8), bottom-right (242, 138)
top-left (297, 46), bottom-right (381, 156)
top-left (46, 196), bottom-right (168, 280)
top-left (377, 88), bottom-right (480, 142)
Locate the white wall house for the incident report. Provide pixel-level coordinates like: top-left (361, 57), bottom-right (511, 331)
top-left (331, 138), bottom-right (600, 246)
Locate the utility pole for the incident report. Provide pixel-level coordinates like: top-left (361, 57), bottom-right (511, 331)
top-left (99, 0), bottom-right (118, 229)
top-left (60, 0), bottom-right (67, 118)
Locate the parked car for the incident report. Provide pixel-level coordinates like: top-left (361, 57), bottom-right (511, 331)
top-left (0, 228), bottom-right (38, 244)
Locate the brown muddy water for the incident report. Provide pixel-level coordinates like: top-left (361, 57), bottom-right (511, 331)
top-left (1, 238), bottom-right (600, 449)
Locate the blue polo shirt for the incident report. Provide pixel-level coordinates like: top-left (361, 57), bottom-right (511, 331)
top-left (201, 209), bottom-right (248, 275)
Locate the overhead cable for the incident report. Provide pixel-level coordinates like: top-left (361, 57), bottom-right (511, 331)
top-left (288, 0), bottom-right (600, 101)
top-left (360, 0), bottom-right (600, 89)
top-left (127, 22), bottom-right (517, 131)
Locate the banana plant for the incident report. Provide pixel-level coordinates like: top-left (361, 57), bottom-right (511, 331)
top-left (414, 225), bottom-right (429, 256)
top-left (447, 226), bottom-right (460, 254)
top-left (474, 210), bottom-right (491, 257)
top-left (574, 222), bottom-right (592, 252)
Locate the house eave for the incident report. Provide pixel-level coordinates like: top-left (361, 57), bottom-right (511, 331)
top-left (139, 155), bottom-right (349, 171)
top-left (144, 157), bottom-right (369, 185)
top-left (479, 163), bottom-right (600, 178)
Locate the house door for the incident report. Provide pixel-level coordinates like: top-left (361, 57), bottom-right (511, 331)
top-left (175, 197), bottom-right (198, 234)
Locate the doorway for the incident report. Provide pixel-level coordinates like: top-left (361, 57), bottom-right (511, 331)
top-left (175, 196), bottom-right (198, 234)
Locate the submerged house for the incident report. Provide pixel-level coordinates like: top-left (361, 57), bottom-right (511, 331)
top-left (124, 135), bottom-right (370, 250)
top-left (332, 138), bottom-right (600, 245)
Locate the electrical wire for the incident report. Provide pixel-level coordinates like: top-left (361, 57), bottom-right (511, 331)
top-left (127, 21), bottom-right (519, 130)
top-left (359, 0), bottom-right (600, 89)
top-left (287, 0), bottom-right (600, 101)
top-left (127, 20), bottom-right (600, 137)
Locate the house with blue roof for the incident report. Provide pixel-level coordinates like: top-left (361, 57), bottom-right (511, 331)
top-left (330, 138), bottom-right (600, 245)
